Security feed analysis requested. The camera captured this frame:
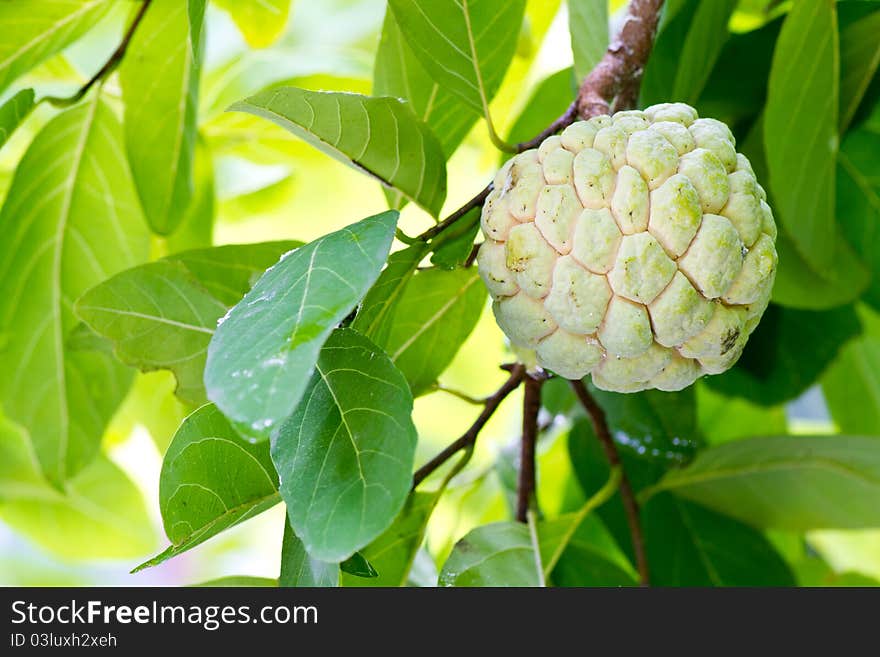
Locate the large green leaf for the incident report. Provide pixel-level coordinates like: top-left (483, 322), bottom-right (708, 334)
top-left (648, 435), bottom-right (880, 531)
top-left (120, 0), bottom-right (205, 235)
top-left (764, 0), bottom-right (838, 270)
top-left (76, 242), bottom-right (296, 406)
top-left (271, 328), bottom-right (417, 562)
top-left (214, 0), bottom-right (292, 48)
top-left (204, 212), bottom-right (396, 441)
top-left (342, 491), bottom-right (438, 587)
top-left (0, 0), bottom-right (113, 93)
top-left (280, 520), bottom-right (339, 587)
top-left (837, 124), bottom-right (880, 310)
top-left (505, 68), bottom-right (576, 149)
top-left (439, 522), bottom-right (542, 587)
top-left (165, 137), bottom-right (215, 253)
top-left (696, 384), bottom-right (787, 445)
top-left (707, 304), bottom-right (862, 406)
top-left (839, 8), bottom-right (880, 132)
top-left (387, 0), bottom-right (527, 116)
top-left (540, 514), bottom-right (637, 587)
top-left (643, 493), bottom-right (795, 586)
top-left (374, 9), bottom-right (479, 161)
top-left (354, 243), bottom-right (428, 337)
top-left (0, 416), bottom-right (155, 560)
top-left (640, 0), bottom-right (738, 106)
top-left (823, 306), bottom-right (880, 435)
top-left (567, 0), bottom-right (608, 83)
top-left (134, 404), bottom-right (281, 572)
top-left (0, 96), bottom-right (149, 486)
top-left (357, 266), bottom-right (486, 396)
top-left (0, 88), bottom-right (34, 150)
top-left (230, 88), bottom-right (446, 216)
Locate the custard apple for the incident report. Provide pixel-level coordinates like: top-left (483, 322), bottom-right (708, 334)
top-left (477, 103), bottom-right (777, 393)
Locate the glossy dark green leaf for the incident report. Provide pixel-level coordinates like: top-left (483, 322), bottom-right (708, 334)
top-left (823, 306), bottom-right (880, 435)
top-left (567, 0), bottom-right (608, 82)
top-left (280, 520), bottom-right (339, 587)
top-left (358, 266), bottom-right (486, 396)
top-left (340, 553), bottom-right (378, 579)
top-left (231, 88), bottom-right (447, 216)
top-left (764, 0), bottom-right (838, 270)
top-left (387, 0), bottom-right (526, 116)
top-left (0, 0), bottom-right (113, 93)
top-left (643, 493), bottom-right (795, 586)
top-left (707, 303), bottom-right (862, 405)
top-left (839, 8), bottom-right (880, 132)
top-left (271, 329), bottom-right (417, 562)
top-left (120, 0), bottom-right (205, 234)
top-left (649, 435), bottom-right (880, 531)
top-left (134, 404), bottom-right (281, 572)
top-left (0, 96), bottom-right (149, 486)
top-left (342, 492), bottom-right (438, 587)
top-left (439, 522), bottom-right (542, 587)
top-left (204, 212), bottom-right (396, 441)
top-left (76, 242), bottom-right (296, 405)
top-left (0, 88), bottom-right (34, 149)
top-left (640, 0), bottom-right (738, 106)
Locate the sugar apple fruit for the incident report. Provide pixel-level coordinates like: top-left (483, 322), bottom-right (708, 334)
top-left (477, 102), bottom-right (777, 392)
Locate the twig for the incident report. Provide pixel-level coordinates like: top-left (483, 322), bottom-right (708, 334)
top-left (428, 382), bottom-right (485, 406)
top-left (570, 380), bottom-right (650, 587)
top-left (416, 0), bottom-right (666, 246)
top-left (463, 242), bottom-right (480, 268)
top-left (412, 364), bottom-right (526, 488)
top-left (516, 374), bottom-right (543, 523)
top-left (44, 0), bottom-right (154, 107)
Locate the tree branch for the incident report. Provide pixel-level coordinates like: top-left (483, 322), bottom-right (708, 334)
top-left (570, 380), bottom-right (650, 587)
top-left (516, 374), bottom-right (544, 523)
top-left (44, 0), bottom-right (154, 108)
top-left (417, 0), bottom-right (665, 245)
top-left (412, 364), bottom-right (526, 488)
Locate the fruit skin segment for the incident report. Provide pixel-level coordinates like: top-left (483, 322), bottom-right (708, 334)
top-left (477, 103), bottom-right (778, 393)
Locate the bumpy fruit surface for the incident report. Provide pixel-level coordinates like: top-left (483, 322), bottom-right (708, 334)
top-left (477, 103), bottom-right (777, 392)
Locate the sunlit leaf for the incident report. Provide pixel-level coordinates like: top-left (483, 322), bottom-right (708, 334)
top-left (214, 0), bottom-right (292, 48)
top-left (0, 95), bottom-right (149, 486)
top-left (439, 522), bottom-right (542, 587)
top-left (272, 329), bottom-right (417, 562)
top-left (0, 88), bottom-right (34, 150)
top-left (567, 0), bottom-right (608, 82)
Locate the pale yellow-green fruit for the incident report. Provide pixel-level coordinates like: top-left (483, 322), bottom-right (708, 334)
top-left (477, 103), bottom-right (777, 393)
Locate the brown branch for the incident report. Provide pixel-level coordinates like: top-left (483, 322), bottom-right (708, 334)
top-left (44, 0), bottom-right (154, 108)
top-left (412, 364), bottom-right (526, 488)
top-left (417, 0), bottom-right (665, 246)
top-left (576, 0), bottom-right (665, 119)
top-left (516, 375), bottom-right (544, 522)
top-left (570, 380), bottom-right (650, 587)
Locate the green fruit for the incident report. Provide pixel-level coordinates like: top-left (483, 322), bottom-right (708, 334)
top-left (477, 103), bottom-right (777, 392)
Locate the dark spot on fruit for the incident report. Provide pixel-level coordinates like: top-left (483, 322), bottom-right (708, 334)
top-left (720, 327), bottom-right (740, 354)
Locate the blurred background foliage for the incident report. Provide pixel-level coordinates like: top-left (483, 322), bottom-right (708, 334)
top-left (1, 0), bottom-right (879, 586)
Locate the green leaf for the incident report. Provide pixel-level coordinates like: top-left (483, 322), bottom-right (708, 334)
top-left (505, 68), bottom-right (576, 149)
top-left (339, 553), bottom-right (378, 579)
top-left (0, 88), bottom-right (34, 150)
top-left (707, 304), bottom-right (862, 406)
top-left (0, 416), bottom-right (155, 560)
top-left (204, 212), bottom-right (396, 441)
top-left (764, 0), bottom-right (838, 271)
top-left (165, 136), bottom-right (215, 253)
top-left (0, 96), bottom-right (149, 486)
top-left (0, 0), bottom-right (113, 93)
top-left (822, 305), bottom-right (880, 435)
top-left (696, 384), bottom-right (787, 445)
top-left (643, 493), bottom-right (795, 586)
top-left (134, 404), bottom-right (281, 572)
top-left (640, 0), bottom-right (738, 106)
top-left (195, 576), bottom-right (278, 587)
top-left (839, 8), bottom-right (880, 132)
top-left (387, 0), bottom-right (527, 116)
top-left (355, 243), bottom-right (428, 334)
top-left (429, 208), bottom-right (480, 269)
top-left (567, 0), bottom-right (608, 82)
top-left (120, 0), bottom-right (205, 235)
top-left (374, 8), bottom-right (479, 161)
top-left (230, 88), bottom-right (447, 216)
top-left (647, 435), bottom-right (880, 531)
top-left (358, 266), bottom-right (486, 396)
top-left (341, 491), bottom-right (438, 587)
top-left (214, 0), bottom-right (291, 48)
top-left (280, 520), bottom-right (339, 587)
top-left (271, 328), bottom-right (417, 562)
top-left (76, 241), bottom-right (297, 406)
top-left (439, 522), bottom-right (542, 587)
top-left (836, 124), bottom-right (880, 310)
